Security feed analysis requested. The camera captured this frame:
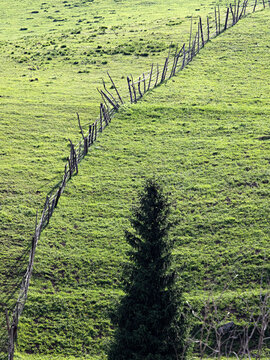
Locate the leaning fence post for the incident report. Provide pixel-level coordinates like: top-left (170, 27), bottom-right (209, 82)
top-left (102, 79), bottom-right (119, 108)
top-left (224, 7), bottom-right (230, 30)
top-left (130, 75), bottom-right (137, 103)
top-left (181, 44), bottom-right (186, 70)
top-left (99, 103), bottom-right (103, 132)
top-left (191, 32), bottom-right (197, 59)
top-left (253, 0), bottom-right (257, 12)
top-left (238, 0), bottom-right (246, 20)
top-left (127, 76), bottom-right (133, 103)
top-left (101, 103), bottom-right (109, 126)
top-left (99, 89), bottom-right (119, 111)
top-left (77, 113), bottom-right (84, 139)
top-left (161, 50), bottom-right (170, 83)
top-left (107, 71), bottom-right (123, 104)
top-left (169, 45), bottom-right (178, 78)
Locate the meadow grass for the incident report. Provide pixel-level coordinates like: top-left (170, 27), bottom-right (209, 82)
top-left (0, 0), bottom-right (269, 358)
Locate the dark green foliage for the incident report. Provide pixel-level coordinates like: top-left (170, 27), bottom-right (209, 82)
top-left (108, 179), bottom-right (187, 360)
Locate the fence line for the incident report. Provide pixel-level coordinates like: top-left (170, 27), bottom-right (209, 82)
top-left (3, 1), bottom-right (268, 358)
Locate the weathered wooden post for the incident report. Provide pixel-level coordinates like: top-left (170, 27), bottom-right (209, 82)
top-left (199, 17), bottom-right (204, 47)
top-left (230, 3), bottom-right (236, 25)
top-left (142, 73), bottom-right (146, 93)
top-left (127, 76), bottom-right (133, 103)
top-left (107, 71), bottom-right (123, 104)
top-left (138, 77), bottom-right (143, 98)
top-left (197, 20), bottom-right (200, 52)
top-left (218, 5), bottom-right (221, 33)
top-left (101, 103), bottom-right (109, 126)
top-left (214, 7), bottom-right (218, 35)
top-left (188, 16), bottom-right (193, 61)
top-left (130, 75), bottom-right (137, 103)
top-left (100, 89), bottom-right (119, 111)
top-left (169, 45), bottom-right (179, 78)
top-left (224, 7), bottom-right (230, 30)
top-left (99, 103), bottom-right (103, 132)
top-left (207, 16), bottom-right (210, 42)
top-left (181, 43), bottom-right (186, 70)
top-left (253, 0), bottom-right (257, 12)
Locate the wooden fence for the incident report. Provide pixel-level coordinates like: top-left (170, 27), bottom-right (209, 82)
top-left (2, 1), bottom-right (269, 358)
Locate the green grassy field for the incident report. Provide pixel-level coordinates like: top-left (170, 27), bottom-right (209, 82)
top-left (0, 0), bottom-right (269, 359)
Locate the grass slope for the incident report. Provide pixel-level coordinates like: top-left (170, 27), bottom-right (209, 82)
top-left (0, 0), bottom-right (230, 352)
top-left (13, 7), bottom-right (270, 359)
top-left (0, 0), bottom-right (269, 358)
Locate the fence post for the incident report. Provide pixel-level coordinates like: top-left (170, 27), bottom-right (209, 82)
top-left (215, 7), bottom-right (218, 35)
top-left (218, 5), bottom-right (221, 33)
top-left (169, 45), bottom-right (179, 78)
top-left (230, 3), bottom-right (236, 25)
top-left (148, 63), bottom-right (154, 90)
top-left (100, 89), bottom-right (119, 111)
top-left (107, 71), bottom-right (123, 104)
top-left (138, 77), bottom-right (143, 98)
top-left (253, 0), bottom-right (257, 12)
top-left (95, 121), bottom-right (97, 141)
top-left (127, 76), bottom-right (133, 103)
top-left (161, 55), bottom-right (169, 83)
top-left (207, 16), bottom-right (210, 42)
top-left (99, 103), bottom-right (103, 132)
top-left (199, 17), bottom-right (204, 47)
top-left (101, 103), bottom-right (109, 126)
top-left (130, 75), bottom-right (137, 103)
top-left (181, 43), bottom-right (186, 70)
top-left (69, 139), bottom-right (78, 175)
top-left (77, 113), bottom-right (84, 139)
top-left (102, 79), bottom-right (119, 109)
top-left (191, 32), bottom-right (197, 59)
top-left (197, 21), bottom-right (200, 52)
top-left (224, 7), bottom-right (229, 30)
top-left (188, 16), bottom-right (193, 61)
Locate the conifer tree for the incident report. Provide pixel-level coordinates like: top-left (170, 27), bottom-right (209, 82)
top-left (108, 179), bottom-right (186, 360)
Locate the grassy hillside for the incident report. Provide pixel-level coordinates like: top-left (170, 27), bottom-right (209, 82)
top-left (14, 6), bottom-right (270, 359)
top-left (1, 0), bottom-right (237, 351)
top-left (1, 0), bottom-right (231, 353)
top-left (0, 0), bottom-right (269, 359)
